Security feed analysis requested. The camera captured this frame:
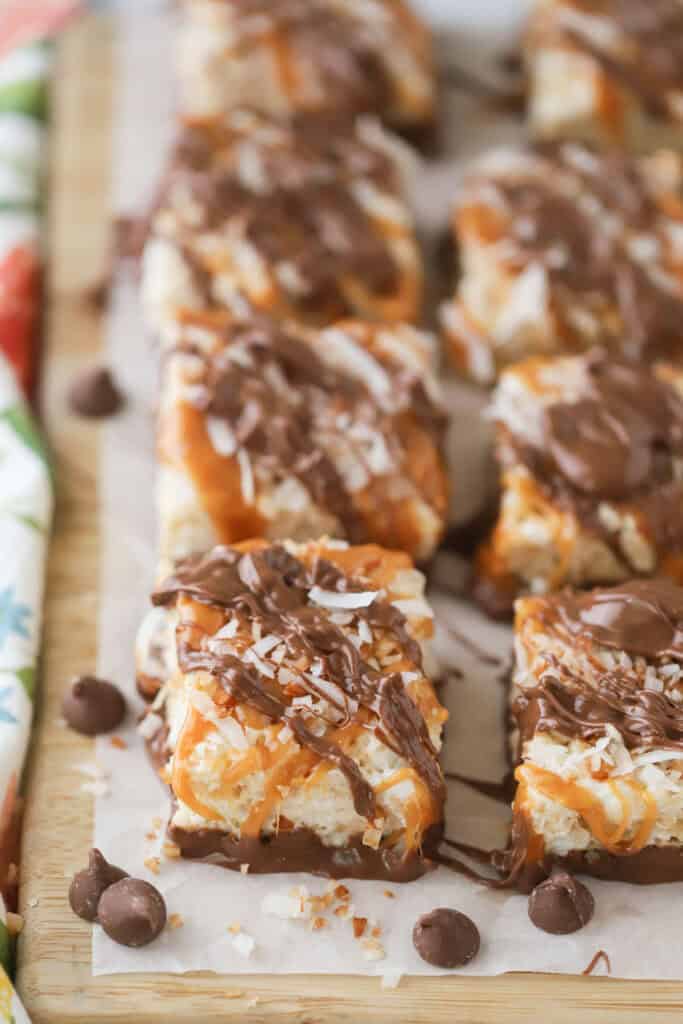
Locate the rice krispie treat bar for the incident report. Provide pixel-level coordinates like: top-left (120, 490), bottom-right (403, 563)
top-left (142, 108), bottom-right (422, 339)
top-left (505, 580), bottom-right (683, 884)
top-left (158, 309), bottom-right (448, 567)
top-left (441, 143), bottom-right (683, 383)
top-left (177, 0), bottom-right (436, 144)
top-left (474, 350), bottom-right (683, 617)
top-left (136, 539), bottom-right (447, 880)
top-left (526, 0), bottom-right (683, 153)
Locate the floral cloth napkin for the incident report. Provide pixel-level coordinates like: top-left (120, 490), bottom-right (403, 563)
top-left (0, 25), bottom-right (58, 1024)
top-left (0, 355), bottom-right (50, 1020)
top-left (0, 40), bottom-right (52, 397)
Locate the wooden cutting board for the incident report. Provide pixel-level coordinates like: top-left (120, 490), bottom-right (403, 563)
top-left (13, 13), bottom-right (683, 1023)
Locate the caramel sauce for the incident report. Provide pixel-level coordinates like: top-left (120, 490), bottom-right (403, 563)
top-left (517, 763), bottom-right (657, 855)
top-left (165, 540), bottom-right (445, 849)
top-left (596, 75), bottom-right (626, 142)
top-left (269, 30), bottom-right (300, 104)
top-left (457, 202), bottom-right (508, 246)
top-left (160, 400), bottom-right (265, 544)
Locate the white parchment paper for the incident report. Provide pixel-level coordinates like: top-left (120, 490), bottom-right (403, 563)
top-left (91, 0), bottom-right (682, 981)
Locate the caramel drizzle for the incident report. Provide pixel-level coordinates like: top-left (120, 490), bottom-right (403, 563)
top-left (485, 145), bottom-right (683, 361)
top-left (502, 353), bottom-right (683, 561)
top-left (559, 0), bottom-right (683, 117)
top-left (173, 314), bottom-right (444, 544)
top-left (153, 544), bottom-right (445, 825)
top-left (507, 655), bottom-right (683, 866)
top-left (157, 109), bottom-right (402, 315)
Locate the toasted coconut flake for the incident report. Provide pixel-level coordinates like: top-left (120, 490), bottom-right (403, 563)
top-left (261, 886), bottom-right (311, 920)
top-left (144, 856), bottom-right (161, 875)
top-left (237, 447), bottom-right (255, 505)
top-left (137, 712), bottom-right (165, 740)
top-left (353, 917), bottom-right (368, 938)
top-left (168, 913), bottom-right (184, 930)
top-left (362, 825), bottom-right (382, 850)
top-left (308, 586), bottom-right (378, 610)
top-left (361, 938), bottom-right (386, 961)
top-left (214, 618), bottom-right (239, 640)
top-left (252, 634), bottom-right (280, 658)
top-left (207, 416), bottom-right (237, 456)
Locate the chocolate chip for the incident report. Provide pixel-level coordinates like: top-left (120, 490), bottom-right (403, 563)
top-left (68, 366), bottom-right (124, 418)
top-left (62, 675), bottom-right (126, 736)
top-left (69, 848), bottom-right (128, 922)
top-left (98, 877), bottom-right (167, 947)
top-left (412, 908), bottom-right (480, 968)
top-left (528, 868), bottom-right (595, 935)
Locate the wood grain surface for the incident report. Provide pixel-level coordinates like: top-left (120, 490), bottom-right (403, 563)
top-left (13, 13), bottom-right (683, 1023)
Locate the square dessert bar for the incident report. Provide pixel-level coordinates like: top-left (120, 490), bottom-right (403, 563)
top-left (177, 0), bottom-right (436, 144)
top-left (506, 580), bottom-right (683, 884)
top-left (158, 309), bottom-right (448, 567)
top-left (141, 108), bottom-right (422, 340)
top-left (441, 143), bottom-right (683, 384)
top-left (136, 539), bottom-right (447, 880)
top-left (526, 0), bottom-right (683, 153)
top-left (474, 350), bottom-right (683, 616)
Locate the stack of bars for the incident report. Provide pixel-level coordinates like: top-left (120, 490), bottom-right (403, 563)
top-left (134, 0), bottom-right (683, 893)
top-left (136, 0), bottom-right (452, 883)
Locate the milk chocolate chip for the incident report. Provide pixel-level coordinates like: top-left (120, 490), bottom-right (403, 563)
top-left (62, 675), bottom-right (126, 736)
top-left (69, 848), bottom-right (128, 922)
top-left (68, 366), bottom-right (124, 418)
top-left (412, 908), bottom-right (480, 968)
top-left (528, 868), bottom-right (595, 935)
top-left (98, 877), bottom-right (167, 947)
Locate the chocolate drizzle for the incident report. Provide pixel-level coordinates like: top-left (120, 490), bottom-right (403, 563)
top-left (489, 145), bottom-right (683, 362)
top-left (514, 670), bottom-right (683, 754)
top-left (507, 352), bottom-right (683, 563)
top-left (231, 0), bottom-right (394, 118)
top-left (157, 108), bottom-right (401, 318)
top-left (176, 313), bottom-right (444, 543)
top-left (558, 0), bottom-right (683, 117)
top-left (554, 580), bottom-right (683, 660)
top-left (153, 544), bottom-right (445, 819)
top-left (497, 580), bottom-right (683, 887)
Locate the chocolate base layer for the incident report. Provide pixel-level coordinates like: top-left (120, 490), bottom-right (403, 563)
top-left (145, 717), bottom-right (441, 883)
top-left (168, 822), bottom-right (443, 882)
top-left (554, 845), bottom-right (683, 886)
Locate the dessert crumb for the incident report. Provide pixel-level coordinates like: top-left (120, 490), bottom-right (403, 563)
top-left (144, 856), bottom-right (161, 875)
top-left (361, 938), bottom-right (386, 962)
